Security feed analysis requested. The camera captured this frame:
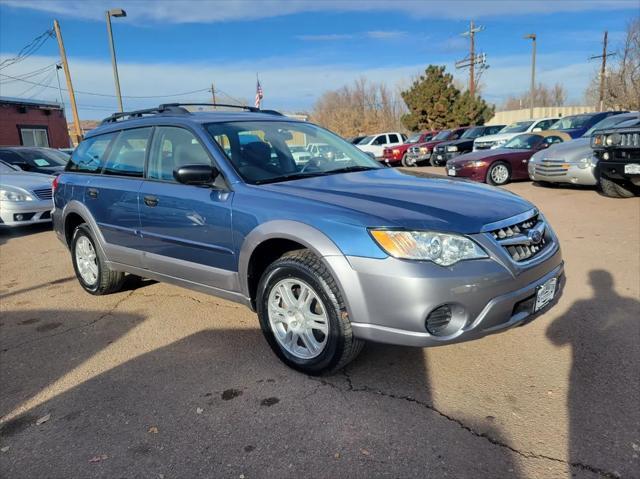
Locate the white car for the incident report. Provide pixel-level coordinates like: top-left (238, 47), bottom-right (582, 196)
top-left (356, 132), bottom-right (407, 159)
top-left (289, 145), bottom-right (312, 165)
top-left (0, 160), bottom-right (53, 227)
top-left (473, 117), bottom-right (559, 151)
top-left (306, 143), bottom-right (348, 160)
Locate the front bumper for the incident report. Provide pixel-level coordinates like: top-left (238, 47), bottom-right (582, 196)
top-left (0, 200), bottom-right (52, 227)
top-left (325, 231), bottom-right (563, 348)
top-left (598, 160), bottom-right (640, 183)
top-left (529, 161), bottom-right (597, 186)
top-left (406, 151), bottom-right (431, 163)
top-left (446, 163), bottom-right (485, 182)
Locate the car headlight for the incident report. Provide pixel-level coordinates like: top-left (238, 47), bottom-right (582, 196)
top-left (419, 147), bottom-right (428, 154)
top-left (576, 156), bottom-right (595, 169)
top-left (491, 139), bottom-right (507, 149)
top-left (0, 188), bottom-right (34, 202)
top-left (370, 230), bottom-right (488, 266)
top-left (605, 133), bottom-right (622, 146)
top-left (469, 160), bottom-right (486, 167)
top-left (446, 145), bottom-right (458, 152)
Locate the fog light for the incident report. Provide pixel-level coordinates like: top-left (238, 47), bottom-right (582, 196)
top-left (426, 305), bottom-right (452, 335)
top-left (15, 214), bottom-right (24, 221)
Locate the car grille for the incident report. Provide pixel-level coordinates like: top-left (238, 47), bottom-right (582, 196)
top-left (619, 131), bottom-right (640, 148)
top-left (33, 188), bottom-right (52, 200)
top-left (533, 158), bottom-right (569, 177)
top-left (408, 146), bottom-right (420, 155)
top-left (488, 212), bottom-right (550, 262)
top-left (434, 145), bottom-right (446, 154)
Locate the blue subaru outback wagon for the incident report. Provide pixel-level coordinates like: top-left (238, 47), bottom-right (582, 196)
top-left (53, 104), bottom-right (564, 374)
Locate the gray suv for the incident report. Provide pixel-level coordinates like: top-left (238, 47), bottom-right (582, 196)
top-left (53, 104), bottom-right (565, 374)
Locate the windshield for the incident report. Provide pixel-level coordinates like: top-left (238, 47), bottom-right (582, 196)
top-left (206, 121), bottom-right (381, 184)
top-left (584, 114), bottom-right (639, 137)
top-left (0, 160), bottom-right (20, 173)
top-left (17, 149), bottom-right (67, 167)
top-left (501, 121), bottom-right (534, 133)
top-left (550, 115), bottom-right (591, 130)
top-left (460, 127), bottom-right (484, 139)
top-left (433, 130), bottom-right (451, 140)
top-left (358, 135), bottom-right (374, 145)
top-left (503, 134), bottom-right (541, 150)
top-left (406, 133), bottom-right (422, 143)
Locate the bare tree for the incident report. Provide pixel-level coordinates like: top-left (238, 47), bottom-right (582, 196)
top-left (585, 18), bottom-right (640, 110)
top-left (502, 82), bottom-right (567, 110)
top-left (310, 78), bottom-right (405, 137)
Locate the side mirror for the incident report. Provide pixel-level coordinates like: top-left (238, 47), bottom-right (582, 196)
top-left (173, 164), bottom-right (219, 185)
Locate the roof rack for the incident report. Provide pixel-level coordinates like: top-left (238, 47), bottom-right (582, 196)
top-left (101, 105), bottom-right (189, 124)
top-left (100, 102), bottom-right (285, 125)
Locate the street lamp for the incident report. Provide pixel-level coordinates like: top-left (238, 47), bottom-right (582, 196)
top-left (524, 33), bottom-right (536, 119)
top-left (106, 8), bottom-right (126, 112)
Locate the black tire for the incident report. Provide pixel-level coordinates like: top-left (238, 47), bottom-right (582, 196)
top-left (486, 161), bottom-right (511, 186)
top-left (401, 154), bottom-right (417, 167)
top-left (71, 224), bottom-right (125, 295)
top-left (600, 175), bottom-right (636, 198)
top-left (256, 250), bottom-right (364, 375)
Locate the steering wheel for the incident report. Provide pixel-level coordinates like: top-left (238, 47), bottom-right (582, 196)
top-left (300, 156), bottom-right (328, 173)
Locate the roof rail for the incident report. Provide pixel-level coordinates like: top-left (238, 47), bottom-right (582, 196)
top-left (159, 103), bottom-right (284, 116)
top-left (100, 104), bottom-right (189, 124)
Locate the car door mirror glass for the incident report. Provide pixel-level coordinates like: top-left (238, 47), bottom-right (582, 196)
top-left (174, 164), bottom-right (219, 185)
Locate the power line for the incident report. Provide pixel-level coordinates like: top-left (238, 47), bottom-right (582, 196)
top-left (0, 63), bottom-right (57, 84)
top-left (0, 72), bottom-right (210, 99)
top-left (0, 29), bottom-right (55, 71)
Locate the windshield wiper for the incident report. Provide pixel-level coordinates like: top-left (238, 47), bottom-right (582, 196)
top-left (253, 171), bottom-right (329, 185)
top-left (324, 165), bottom-right (380, 175)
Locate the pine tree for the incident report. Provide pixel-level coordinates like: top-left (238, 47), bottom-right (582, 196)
top-left (401, 65), bottom-right (495, 131)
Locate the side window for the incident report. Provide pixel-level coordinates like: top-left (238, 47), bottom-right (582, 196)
top-left (66, 133), bottom-right (117, 173)
top-left (545, 135), bottom-right (563, 145)
top-left (372, 135), bottom-right (387, 145)
top-left (102, 128), bottom-right (152, 177)
top-left (388, 134), bottom-right (400, 143)
top-left (489, 126), bottom-right (503, 135)
top-left (537, 120), bottom-right (554, 131)
top-left (148, 127), bottom-right (211, 181)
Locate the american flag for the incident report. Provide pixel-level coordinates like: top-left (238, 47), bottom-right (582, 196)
top-left (255, 77), bottom-right (263, 109)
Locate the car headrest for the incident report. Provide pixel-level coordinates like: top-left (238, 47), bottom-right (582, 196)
top-left (242, 141), bottom-right (271, 167)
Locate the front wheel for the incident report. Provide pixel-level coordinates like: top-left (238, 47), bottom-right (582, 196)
top-left (256, 250), bottom-right (363, 375)
top-left (401, 154), bottom-right (417, 167)
top-left (600, 175), bottom-right (637, 198)
top-left (487, 161), bottom-right (511, 185)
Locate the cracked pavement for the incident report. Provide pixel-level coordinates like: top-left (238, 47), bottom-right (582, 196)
top-left (1, 174), bottom-right (639, 478)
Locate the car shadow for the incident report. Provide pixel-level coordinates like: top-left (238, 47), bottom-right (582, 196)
top-left (0, 223), bottom-right (53, 246)
top-left (546, 270), bottom-right (640, 477)
top-left (0, 309), bottom-right (525, 478)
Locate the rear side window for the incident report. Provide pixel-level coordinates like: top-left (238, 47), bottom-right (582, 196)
top-left (388, 134), bottom-right (400, 143)
top-left (147, 127), bottom-right (211, 181)
top-left (536, 119), bottom-right (557, 131)
top-left (102, 128), bottom-right (152, 177)
top-left (66, 133), bottom-right (117, 173)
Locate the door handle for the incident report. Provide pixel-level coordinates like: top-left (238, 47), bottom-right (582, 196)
top-left (87, 188), bottom-right (98, 199)
top-left (143, 195), bottom-right (159, 207)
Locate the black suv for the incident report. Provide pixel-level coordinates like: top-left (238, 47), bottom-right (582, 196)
top-left (591, 124), bottom-right (640, 198)
top-left (432, 125), bottom-right (506, 166)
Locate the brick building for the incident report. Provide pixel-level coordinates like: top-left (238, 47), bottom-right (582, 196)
top-left (0, 97), bottom-right (71, 148)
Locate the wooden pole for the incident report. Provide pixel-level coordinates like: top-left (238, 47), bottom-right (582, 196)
top-left (469, 20), bottom-right (475, 97)
top-left (599, 31), bottom-right (608, 111)
top-left (53, 19), bottom-right (82, 144)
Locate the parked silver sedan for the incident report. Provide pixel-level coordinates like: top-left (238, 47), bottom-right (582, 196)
top-left (0, 160), bottom-right (53, 227)
top-left (529, 113), bottom-right (639, 186)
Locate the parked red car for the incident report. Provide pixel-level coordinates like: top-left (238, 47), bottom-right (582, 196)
top-left (445, 131), bottom-right (572, 185)
top-left (404, 126), bottom-right (470, 166)
top-left (382, 130), bottom-right (438, 166)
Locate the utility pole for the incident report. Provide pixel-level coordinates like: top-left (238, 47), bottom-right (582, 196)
top-left (456, 20), bottom-right (486, 97)
top-left (524, 33), bottom-right (537, 119)
top-left (589, 31), bottom-right (615, 111)
top-left (211, 82), bottom-right (216, 106)
top-left (106, 9), bottom-right (127, 113)
top-left (53, 20), bottom-right (82, 144)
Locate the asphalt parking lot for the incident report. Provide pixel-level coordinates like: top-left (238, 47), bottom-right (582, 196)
top-left (0, 168), bottom-right (638, 479)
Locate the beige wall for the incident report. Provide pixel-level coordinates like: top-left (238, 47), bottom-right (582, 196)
top-left (487, 106), bottom-right (596, 125)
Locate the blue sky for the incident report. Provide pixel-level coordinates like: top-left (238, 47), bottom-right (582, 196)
top-left (0, 0), bottom-right (637, 120)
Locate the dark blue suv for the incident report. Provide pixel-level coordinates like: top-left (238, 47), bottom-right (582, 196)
top-left (53, 104), bottom-right (564, 374)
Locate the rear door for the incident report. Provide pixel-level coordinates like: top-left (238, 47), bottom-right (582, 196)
top-left (138, 126), bottom-right (235, 291)
top-left (85, 127), bottom-right (151, 267)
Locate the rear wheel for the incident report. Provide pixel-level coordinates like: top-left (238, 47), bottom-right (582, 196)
top-left (256, 250), bottom-right (363, 375)
top-left (487, 161), bottom-right (511, 185)
top-left (71, 224), bottom-right (125, 295)
top-left (600, 175), bottom-right (637, 198)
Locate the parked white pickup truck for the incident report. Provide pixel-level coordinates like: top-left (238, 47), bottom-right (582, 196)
top-left (356, 132), bottom-right (407, 159)
top-left (473, 118), bottom-right (559, 151)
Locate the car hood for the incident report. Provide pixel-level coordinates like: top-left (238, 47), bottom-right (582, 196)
top-left (556, 128), bottom-right (585, 138)
top-left (530, 138), bottom-right (590, 161)
top-left (448, 149), bottom-right (528, 165)
top-left (262, 168), bottom-right (533, 234)
top-left (0, 171), bottom-right (53, 191)
top-left (437, 138), bottom-right (473, 149)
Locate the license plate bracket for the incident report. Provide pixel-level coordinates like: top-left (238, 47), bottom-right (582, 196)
top-left (448, 168), bottom-right (456, 176)
top-left (624, 163), bottom-right (640, 175)
top-left (535, 277), bottom-right (557, 312)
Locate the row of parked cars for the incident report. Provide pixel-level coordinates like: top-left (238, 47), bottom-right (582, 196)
top-left (354, 111), bottom-right (640, 197)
